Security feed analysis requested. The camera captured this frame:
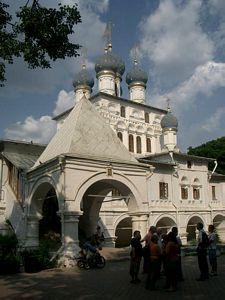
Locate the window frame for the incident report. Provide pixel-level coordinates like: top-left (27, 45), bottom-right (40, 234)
top-left (136, 136), bottom-right (142, 154)
top-left (146, 137), bottom-right (151, 153)
top-left (128, 134), bottom-right (134, 152)
top-left (144, 112), bottom-right (149, 123)
top-left (159, 182), bottom-right (168, 199)
top-left (212, 185), bottom-right (216, 200)
top-left (120, 106), bottom-right (126, 118)
top-left (117, 132), bottom-right (123, 142)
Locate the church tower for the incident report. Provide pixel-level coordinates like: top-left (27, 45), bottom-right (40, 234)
top-left (160, 100), bottom-right (178, 153)
top-left (95, 23), bottom-right (125, 96)
top-left (126, 58), bottom-right (148, 103)
top-left (73, 49), bottom-right (94, 102)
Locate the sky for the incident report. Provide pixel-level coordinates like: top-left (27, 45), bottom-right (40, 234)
top-left (1, 0), bottom-right (225, 152)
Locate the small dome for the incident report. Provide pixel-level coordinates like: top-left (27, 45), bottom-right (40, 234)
top-left (73, 67), bottom-right (94, 89)
top-left (161, 111), bottom-right (178, 129)
top-left (126, 63), bottom-right (148, 85)
top-left (95, 48), bottom-right (125, 75)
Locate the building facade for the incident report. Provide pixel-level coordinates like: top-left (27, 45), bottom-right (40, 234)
top-left (0, 41), bottom-right (225, 266)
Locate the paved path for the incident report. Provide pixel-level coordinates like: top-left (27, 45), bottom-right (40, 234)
top-left (0, 254), bottom-right (225, 300)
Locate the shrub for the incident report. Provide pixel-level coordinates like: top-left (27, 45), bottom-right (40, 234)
top-left (0, 233), bottom-right (20, 274)
top-left (21, 241), bottom-right (56, 273)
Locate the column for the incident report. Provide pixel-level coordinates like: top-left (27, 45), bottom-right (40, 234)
top-left (58, 211), bottom-right (82, 267)
top-left (179, 227), bottom-right (188, 246)
top-left (63, 211), bottom-right (81, 247)
top-left (25, 215), bottom-right (41, 248)
top-left (131, 214), bottom-right (149, 240)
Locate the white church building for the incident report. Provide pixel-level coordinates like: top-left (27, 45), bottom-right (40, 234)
top-left (1, 38), bottom-right (225, 265)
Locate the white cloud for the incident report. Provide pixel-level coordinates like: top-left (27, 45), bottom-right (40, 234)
top-left (4, 88), bottom-right (77, 143)
top-left (210, 0), bottom-right (225, 13)
top-left (151, 61), bottom-right (225, 114)
top-left (4, 116), bottom-right (56, 144)
top-left (139, 0), bottom-right (214, 90)
top-left (53, 90), bottom-right (75, 116)
top-left (201, 107), bottom-right (225, 132)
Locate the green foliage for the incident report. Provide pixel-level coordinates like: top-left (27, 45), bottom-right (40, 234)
top-left (0, 233), bottom-right (20, 274)
top-left (0, 233), bottom-right (18, 257)
top-left (21, 241), bottom-right (56, 273)
top-left (188, 136), bottom-right (225, 175)
top-left (0, 0), bottom-right (81, 85)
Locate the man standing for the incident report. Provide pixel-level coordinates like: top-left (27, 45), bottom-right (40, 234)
top-left (129, 230), bottom-right (142, 283)
top-left (196, 222), bottom-right (209, 281)
top-left (208, 224), bottom-right (217, 276)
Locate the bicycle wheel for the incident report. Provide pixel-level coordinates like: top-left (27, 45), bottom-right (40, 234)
top-left (96, 256), bottom-right (106, 268)
top-left (77, 259), bottom-right (84, 269)
top-left (84, 262), bottom-right (91, 270)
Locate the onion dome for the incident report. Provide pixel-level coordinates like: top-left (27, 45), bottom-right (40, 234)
top-left (73, 65), bottom-right (94, 89)
top-left (95, 46), bottom-right (125, 75)
top-left (161, 111), bottom-right (178, 130)
top-left (115, 54), bottom-right (125, 76)
top-left (126, 60), bottom-right (148, 85)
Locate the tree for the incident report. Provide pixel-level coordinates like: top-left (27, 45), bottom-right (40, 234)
top-left (188, 137), bottom-right (225, 175)
top-left (0, 0), bottom-right (81, 86)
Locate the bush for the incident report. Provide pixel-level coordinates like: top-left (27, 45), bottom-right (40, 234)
top-left (0, 233), bottom-right (20, 274)
top-left (21, 241), bottom-right (56, 273)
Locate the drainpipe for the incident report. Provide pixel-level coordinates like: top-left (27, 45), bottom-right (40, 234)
top-left (171, 167), bottom-right (178, 226)
top-left (208, 203), bottom-right (213, 223)
top-left (0, 158), bottom-right (3, 200)
top-left (172, 202), bottom-right (178, 225)
top-left (59, 155), bottom-right (65, 247)
top-left (212, 160), bottom-right (218, 175)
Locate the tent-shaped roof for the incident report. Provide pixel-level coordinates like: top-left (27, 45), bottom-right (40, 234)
top-left (34, 96), bottom-right (137, 168)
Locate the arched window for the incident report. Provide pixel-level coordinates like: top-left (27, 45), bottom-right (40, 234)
top-left (120, 106), bottom-right (126, 118)
top-left (145, 112), bottom-right (149, 123)
top-left (117, 132), bottom-right (123, 142)
top-left (128, 134), bottom-right (134, 152)
top-left (136, 136), bottom-right (142, 153)
top-left (180, 176), bottom-right (189, 199)
top-left (193, 178), bottom-right (201, 200)
top-left (193, 187), bottom-right (200, 200)
top-left (146, 138), bottom-right (151, 152)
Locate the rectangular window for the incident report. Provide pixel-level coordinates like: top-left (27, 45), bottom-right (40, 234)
top-left (145, 112), bottom-right (149, 123)
top-left (193, 187), bottom-right (200, 200)
top-left (159, 182), bottom-right (168, 199)
top-left (136, 136), bottom-right (142, 154)
top-left (129, 134), bottom-right (134, 152)
top-left (146, 138), bottom-right (151, 153)
top-left (212, 186), bottom-right (216, 200)
top-left (181, 187), bottom-right (188, 199)
top-left (120, 106), bottom-right (126, 118)
top-left (187, 161), bottom-right (192, 168)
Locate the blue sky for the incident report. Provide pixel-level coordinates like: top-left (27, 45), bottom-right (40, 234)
top-left (1, 0), bottom-right (225, 152)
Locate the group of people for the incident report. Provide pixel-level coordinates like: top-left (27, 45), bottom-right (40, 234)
top-left (129, 222), bottom-right (217, 292)
top-left (196, 222), bottom-right (217, 280)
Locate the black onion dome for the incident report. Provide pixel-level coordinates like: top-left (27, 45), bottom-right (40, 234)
top-left (161, 111), bottom-right (178, 129)
top-left (95, 50), bottom-right (124, 74)
top-left (73, 68), bottom-right (94, 88)
top-left (126, 64), bottom-right (148, 85)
